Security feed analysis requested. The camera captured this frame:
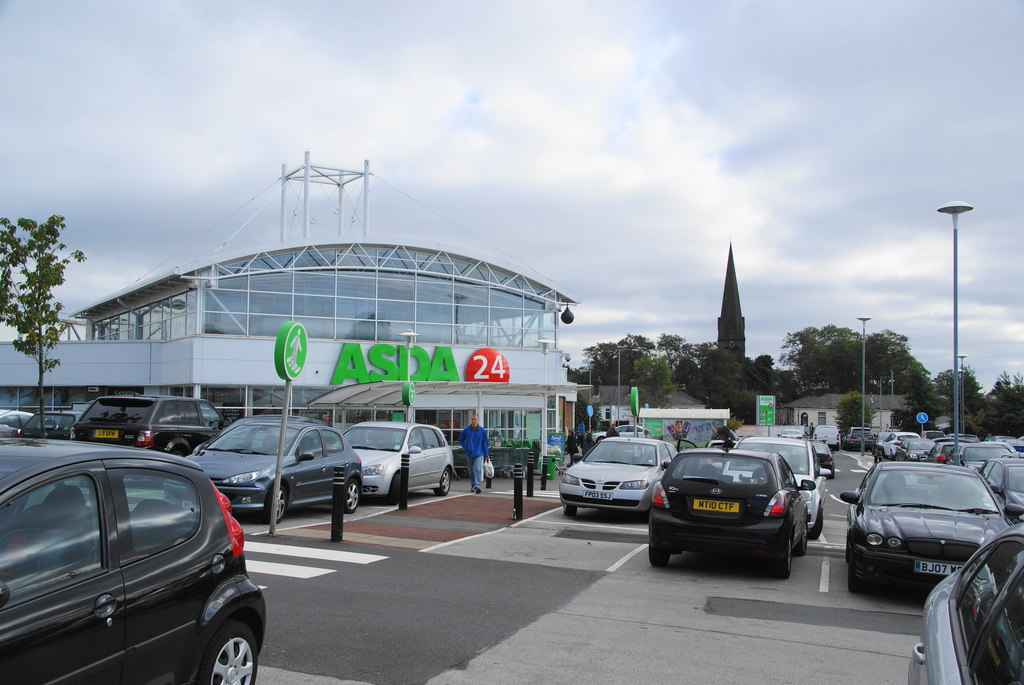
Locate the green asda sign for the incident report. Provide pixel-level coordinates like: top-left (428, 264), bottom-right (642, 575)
top-left (331, 343), bottom-right (459, 384)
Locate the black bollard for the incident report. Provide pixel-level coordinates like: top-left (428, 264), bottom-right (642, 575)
top-left (526, 451), bottom-right (535, 498)
top-left (330, 466), bottom-right (346, 542)
top-left (399, 452), bottom-right (410, 510)
top-left (512, 463), bottom-right (524, 520)
top-left (540, 453), bottom-right (547, 491)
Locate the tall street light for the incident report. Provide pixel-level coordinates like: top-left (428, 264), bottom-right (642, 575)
top-left (399, 329), bottom-right (419, 423)
top-left (538, 338), bottom-right (555, 462)
top-left (959, 354), bottom-right (967, 438)
top-left (858, 317), bottom-right (871, 459)
top-left (938, 201), bottom-right (973, 456)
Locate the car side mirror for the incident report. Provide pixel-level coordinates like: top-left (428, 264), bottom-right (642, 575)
top-left (990, 484), bottom-right (1004, 495)
top-left (799, 479), bottom-right (816, 491)
top-left (406, 446), bottom-right (422, 455)
top-left (572, 453), bottom-right (584, 463)
top-left (1004, 502), bottom-right (1024, 516)
top-left (661, 460), bottom-right (671, 470)
top-left (297, 452), bottom-right (317, 462)
top-left (839, 490), bottom-right (860, 504)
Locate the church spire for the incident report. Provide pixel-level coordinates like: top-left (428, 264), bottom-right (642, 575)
top-left (717, 243), bottom-right (746, 360)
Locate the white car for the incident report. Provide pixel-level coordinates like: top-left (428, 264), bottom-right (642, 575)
top-left (343, 422), bottom-right (455, 503)
top-left (875, 431), bottom-right (921, 460)
top-left (779, 428), bottom-right (805, 439)
top-left (735, 436), bottom-right (829, 540)
top-left (559, 437), bottom-right (677, 519)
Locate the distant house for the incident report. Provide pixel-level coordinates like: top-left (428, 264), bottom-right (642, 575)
top-left (780, 393), bottom-right (906, 433)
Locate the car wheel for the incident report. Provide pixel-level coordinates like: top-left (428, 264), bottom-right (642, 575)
top-left (793, 524), bottom-right (809, 557)
top-left (344, 478), bottom-right (360, 514)
top-left (385, 473), bottom-right (402, 505)
top-left (434, 466), bottom-right (453, 496)
top-left (808, 505), bottom-right (824, 540)
top-left (847, 556), bottom-right (869, 593)
top-left (649, 546), bottom-right (670, 567)
top-left (563, 504), bottom-right (577, 517)
top-left (770, 540), bottom-right (792, 579)
top-left (261, 485), bottom-right (288, 524)
top-left (170, 444), bottom-right (190, 457)
top-left (195, 619), bottom-right (258, 685)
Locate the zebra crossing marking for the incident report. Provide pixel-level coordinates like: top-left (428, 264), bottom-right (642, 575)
top-left (246, 541), bottom-right (387, 564)
top-left (246, 560), bottom-right (335, 579)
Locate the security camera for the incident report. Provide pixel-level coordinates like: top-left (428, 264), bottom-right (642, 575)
top-left (562, 353), bottom-right (571, 362)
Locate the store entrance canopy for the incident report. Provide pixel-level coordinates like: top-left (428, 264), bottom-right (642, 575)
top-left (309, 381), bottom-right (584, 407)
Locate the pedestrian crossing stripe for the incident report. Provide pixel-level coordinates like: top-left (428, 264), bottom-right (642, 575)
top-left (246, 541), bottom-right (387, 564)
top-left (246, 560), bottom-right (335, 578)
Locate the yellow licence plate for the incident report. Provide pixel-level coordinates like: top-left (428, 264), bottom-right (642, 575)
top-left (692, 498), bottom-right (741, 514)
top-left (93, 429), bottom-right (120, 439)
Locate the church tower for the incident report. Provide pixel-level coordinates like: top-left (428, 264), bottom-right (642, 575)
top-left (717, 244), bottom-right (746, 360)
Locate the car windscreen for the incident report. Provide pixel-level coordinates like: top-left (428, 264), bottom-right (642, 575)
top-left (867, 470), bottom-right (998, 511)
top-left (583, 441), bottom-right (658, 466)
top-left (667, 455), bottom-right (775, 487)
top-left (80, 398), bottom-right (154, 424)
top-left (205, 424), bottom-right (302, 455)
top-left (739, 442), bottom-right (810, 475)
top-left (343, 426), bottom-right (407, 451)
top-left (904, 440), bottom-right (934, 451)
top-left (963, 446), bottom-right (1013, 463)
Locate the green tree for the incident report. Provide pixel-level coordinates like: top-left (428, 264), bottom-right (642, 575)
top-left (0, 216), bottom-right (86, 436)
top-left (983, 373), bottom-right (1024, 438)
top-left (890, 360), bottom-right (941, 432)
top-left (836, 392), bottom-right (876, 434)
top-left (633, 356), bottom-right (674, 408)
top-left (934, 367), bottom-right (985, 434)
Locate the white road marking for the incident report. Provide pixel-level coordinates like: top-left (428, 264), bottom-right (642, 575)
top-left (246, 541), bottom-right (387, 565)
top-left (246, 560), bottom-right (335, 578)
top-left (819, 558), bottom-right (830, 593)
top-left (608, 544), bottom-right (647, 572)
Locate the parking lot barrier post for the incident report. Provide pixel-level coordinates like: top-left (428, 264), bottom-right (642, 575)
top-left (399, 452), bottom-right (410, 510)
top-left (540, 453), bottom-right (547, 491)
top-left (526, 451), bottom-right (535, 498)
top-left (330, 466), bottom-right (345, 542)
top-left (512, 463), bottom-right (524, 520)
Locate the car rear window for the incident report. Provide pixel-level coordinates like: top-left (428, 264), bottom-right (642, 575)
top-left (81, 398), bottom-right (154, 424)
top-left (668, 455), bottom-right (775, 487)
top-left (584, 441), bottom-right (658, 466)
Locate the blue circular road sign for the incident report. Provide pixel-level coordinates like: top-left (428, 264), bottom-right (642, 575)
top-left (916, 412), bottom-right (929, 424)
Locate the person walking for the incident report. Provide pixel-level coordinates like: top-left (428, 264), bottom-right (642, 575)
top-left (459, 412), bottom-right (489, 494)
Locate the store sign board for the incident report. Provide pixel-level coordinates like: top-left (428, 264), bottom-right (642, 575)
top-left (331, 343), bottom-right (512, 385)
top-left (756, 395), bottom-right (776, 426)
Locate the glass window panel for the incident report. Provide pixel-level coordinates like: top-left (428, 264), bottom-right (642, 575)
top-left (249, 315), bottom-right (290, 337)
top-left (294, 317), bottom-right (333, 339)
top-left (250, 292), bottom-right (292, 315)
top-left (252, 386), bottom-right (285, 408)
top-left (489, 327), bottom-right (522, 347)
top-left (416, 277), bottom-right (453, 303)
top-left (454, 283), bottom-right (488, 306)
top-left (336, 319), bottom-right (377, 341)
top-left (294, 272), bottom-right (336, 295)
top-left (416, 302), bottom-right (452, 324)
top-left (376, 322), bottom-right (415, 342)
top-left (206, 289), bottom-right (248, 313)
top-left (523, 310), bottom-right (555, 330)
top-left (378, 275), bottom-right (415, 300)
top-left (294, 295), bottom-right (334, 317)
top-left (415, 324), bottom-right (452, 345)
top-left (454, 325), bottom-right (488, 345)
top-left (216, 275), bottom-right (248, 290)
top-left (337, 297), bottom-right (375, 319)
top-left (337, 274), bottom-right (376, 298)
top-left (523, 296), bottom-right (546, 311)
top-left (490, 307), bottom-right (523, 328)
top-left (378, 300), bottom-right (414, 321)
top-left (203, 313), bottom-right (246, 335)
top-left (455, 305), bottom-right (489, 326)
top-left (490, 289), bottom-right (523, 308)
top-left (249, 272), bottom-right (293, 293)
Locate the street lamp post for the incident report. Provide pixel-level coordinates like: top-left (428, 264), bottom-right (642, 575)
top-left (399, 329), bottom-right (419, 423)
top-left (938, 201), bottom-right (973, 456)
top-left (537, 338), bottom-right (555, 464)
top-left (959, 354), bottom-right (967, 437)
top-left (858, 317), bottom-right (871, 459)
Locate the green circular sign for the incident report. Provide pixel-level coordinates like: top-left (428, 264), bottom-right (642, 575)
top-left (274, 321), bottom-right (307, 381)
top-left (402, 381), bottom-right (415, 407)
top-left (629, 386), bottom-right (639, 416)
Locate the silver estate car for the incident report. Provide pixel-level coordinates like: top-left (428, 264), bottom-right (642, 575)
top-left (736, 436), bottom-right (830, 539)
top-left (344, 422), bottom-right (455, 504)
top-left (559, 437), bottom-right (678, 519)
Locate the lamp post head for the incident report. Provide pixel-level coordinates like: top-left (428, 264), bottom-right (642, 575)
top-left (399, 329), bottom-right (420, 344)
top-left (938, 201), bottom-right (974, 215)
top-left (537, 337), bottom-right (555, 351)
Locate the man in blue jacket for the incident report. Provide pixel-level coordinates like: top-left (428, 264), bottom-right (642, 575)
top-left (459, 412), bottom-right (489, 493)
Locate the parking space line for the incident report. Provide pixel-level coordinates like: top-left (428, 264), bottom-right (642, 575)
top-left (607, 544), bottom-right (647, 572)
top-left (246, 560), bottom-right (335, 578)
top-left (819, 559), bottom-right (830, 593)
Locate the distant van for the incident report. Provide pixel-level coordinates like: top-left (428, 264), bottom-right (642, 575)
top-left (813, 425), bottom-right (840, 449)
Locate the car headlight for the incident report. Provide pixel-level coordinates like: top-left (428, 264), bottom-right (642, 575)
top-left (363, 464), bottom-right (385, 476)
top-left (866, 533), bottom-right (883, 546)
top-left (223, 471), bottom-right (262, 485)
top-left (561, 473), bottom-right (580, 486)
top-left (619, 480), bottom-right (649, 490)
top-left (885, 537), bottom-right (903, 549)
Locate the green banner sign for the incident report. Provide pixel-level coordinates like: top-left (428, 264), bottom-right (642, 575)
top-left (331, 342), bottom-right (459, 384)
top-left (274, 321), bottom-right (307, 381)
top-left (756, 395), bottom-right (776, 426)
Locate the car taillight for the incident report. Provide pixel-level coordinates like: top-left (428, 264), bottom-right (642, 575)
top-left (135, 429), bottom-right (154, 447)
top-left (937, 454), bottom-right (947, 463)
top-left (652, 481), bottom-right (669, 509)
top-left (211, 480), bottom-right (245, 557)
top-left (763, 490), bottom-right (787, 517)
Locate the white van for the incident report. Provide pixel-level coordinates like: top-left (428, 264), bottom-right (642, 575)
top-left (812, 425), bottom-right (840, 449)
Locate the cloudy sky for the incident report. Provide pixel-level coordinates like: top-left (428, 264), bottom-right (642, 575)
top-left (2, 1), bottom-right (1022, 392)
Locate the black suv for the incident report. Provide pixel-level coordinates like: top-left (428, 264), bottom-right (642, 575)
top-left (73, 395), bottom-right (225, 456)
top-left (0, 439), bottom-right (265, 683)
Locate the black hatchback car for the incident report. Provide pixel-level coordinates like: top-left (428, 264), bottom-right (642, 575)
top-left (649, 448), bottom-right (815, 578)
top-left (0, 439), bottom-right (265, 684)
top-left (73, 395), bottom-right (226, 456)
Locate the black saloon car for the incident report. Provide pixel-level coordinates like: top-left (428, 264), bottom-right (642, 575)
top-left (841, 462), bottom-right (1024, 593)
top-left (191, 416), bottom-right (362, 522)
top-left (648, 448), bottom-right (814, 579)
top-left (0, 439), bottom-right (265, 684)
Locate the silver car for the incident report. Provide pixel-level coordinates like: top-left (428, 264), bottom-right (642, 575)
top-left (559, 437), bottom-right (677, 519)
top-left (735, 436), bottom-right (829, 539)
top-left (909, 525), bottom-right (1024, 684)
top-left (344, 422), bottom-right (455, 504)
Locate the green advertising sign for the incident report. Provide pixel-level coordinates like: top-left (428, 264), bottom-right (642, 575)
top-left (274, 321), bottom-right (307, 381)
top-left (756, 395), bottom-right (776, 426)
top-left (331, 342), bottom-right (459, 384)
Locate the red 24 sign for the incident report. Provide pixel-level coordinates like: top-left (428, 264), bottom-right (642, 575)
top-left (466, 348), bottom-right (510, 383)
